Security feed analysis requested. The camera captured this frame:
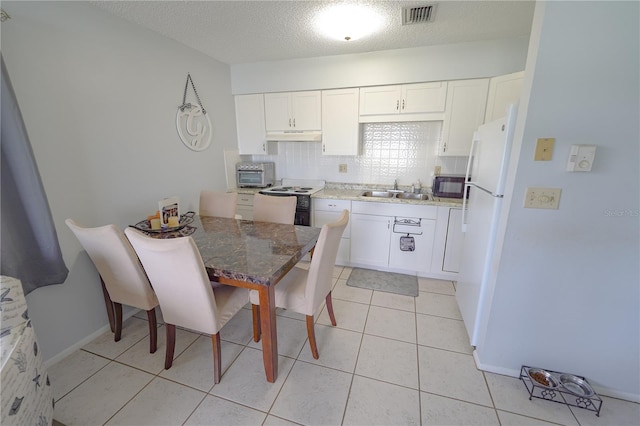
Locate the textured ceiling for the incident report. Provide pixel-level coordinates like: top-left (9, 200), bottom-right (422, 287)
top-left (91, 1), bottom-right (535, 65)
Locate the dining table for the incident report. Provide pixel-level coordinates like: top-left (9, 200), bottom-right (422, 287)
top-left (158, 214), bottom-right (321, 383)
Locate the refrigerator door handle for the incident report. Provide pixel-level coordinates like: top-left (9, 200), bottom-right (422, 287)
top-left (462, 184), bottom-right (470, 232)
top-left (465, 133), bottom-right (479, 184)
top-left (462, 134), bottom-right (480, 233)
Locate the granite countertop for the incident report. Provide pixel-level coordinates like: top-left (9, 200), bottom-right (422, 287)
top-left (312, 187), bottom-right (464, 208)
top-left (234, 184), bottom-right (464, 207)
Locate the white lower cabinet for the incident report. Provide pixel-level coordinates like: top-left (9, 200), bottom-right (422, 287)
top-left (236, 193), bottom-right (254, 220)
top-left (350, 213), bottom-right (391, 267)
top-left (350, 201), bottom-right (437, 275)
top-left (432, 206), bottom-right (464, 277)
top-left (442, 208), bottom-right (464, 273)
top-left (312, 198), bottom-right (351, 265)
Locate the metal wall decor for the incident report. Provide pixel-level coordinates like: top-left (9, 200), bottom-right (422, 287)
top-left (176, 73), bottom-right (212, 151)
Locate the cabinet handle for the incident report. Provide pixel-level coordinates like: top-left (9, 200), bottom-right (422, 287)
top-left (396, 100), bottom-right (399, 111)
top-left (289, 118), bottom-right (292, 127)
top-left (293, 118), bottom-right (296, 127)
top-left (262, 143), bottom-right (266, 152)
top-left (402, 99), bottom-right (405, 110)
top-left (323, 143), bottom-right (325, 152)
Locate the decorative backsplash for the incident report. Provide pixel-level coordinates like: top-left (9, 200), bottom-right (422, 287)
top-left (249, 121), bottom-right (469, 189)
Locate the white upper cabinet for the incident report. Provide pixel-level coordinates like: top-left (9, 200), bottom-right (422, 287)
top-left (484, 71), bottom-right (525, 123)
top-left (359, 82), bottom-right (447, 123)
top-left (235, 94), bottom-right (268, 155)
top-left (321, 88), bottom-right (360, 156)
top-left (439, 78), bottom-right (490, 156)
top-left (264, 91), bottom-right (321, 131)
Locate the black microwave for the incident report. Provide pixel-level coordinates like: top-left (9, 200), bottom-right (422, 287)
top-left (433, 175), bottom-right (468, 198)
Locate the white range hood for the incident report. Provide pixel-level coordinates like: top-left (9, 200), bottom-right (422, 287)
top-left (266, 130), bottom-right (322, 142)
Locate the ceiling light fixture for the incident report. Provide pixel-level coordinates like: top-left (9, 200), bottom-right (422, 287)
top-left (315, 4), bottom-right (384, 42)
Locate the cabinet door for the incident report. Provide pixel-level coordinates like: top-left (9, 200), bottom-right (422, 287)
top-left (235, 94), bottom-right (267, 155)
top-left (359, 85), bottom-right (401, 115)
top-left (322, 88), bottom-right (360, 156)
top-left (350, 213), bottom-right (391, 267)
top-left (264, 92), bottom-right (292, 131)
top-left (440, 79), bottom-right (489, 156)
top-left (388, 219), bottom-right (436, 273)
top-left (236, 193), bottom-right (254, 220)
top-left (401, 82), bottom-right (447, 114)
top-left (292, 91), bottom-right (321, 130)
top-left (443, 208), bottom-right (463, 272)
top-left (484, 71), bottom-right (524, 123)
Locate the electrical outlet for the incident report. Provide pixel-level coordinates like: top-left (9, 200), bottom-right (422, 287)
top-left (339, 164), bottom-right (347, 173)
top-left (434, 166), bottom-right (441, 176)
top-left (524, 187), bottom-right (561, 209)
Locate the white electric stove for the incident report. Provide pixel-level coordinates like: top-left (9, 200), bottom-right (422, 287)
top-left (259, 179), bottom-right (325, 225)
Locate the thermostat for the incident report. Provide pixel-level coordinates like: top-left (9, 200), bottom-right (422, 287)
top-left (567, 145), bottom-right (596, 172)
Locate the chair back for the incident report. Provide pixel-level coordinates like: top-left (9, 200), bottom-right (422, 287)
top-left (199, 190), bottom-right (238, 218)
top-left (124, 228), bottom-right (220, 335)
top-left (252, 193), bottom-right (297, 225)
top-left (305, 210), bottom-right (349, 313)
top-left (65, 219), bottom-right (158, 310)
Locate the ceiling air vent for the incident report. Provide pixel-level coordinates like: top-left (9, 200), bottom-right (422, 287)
top-left (402, 4), bottom-right (436, 25)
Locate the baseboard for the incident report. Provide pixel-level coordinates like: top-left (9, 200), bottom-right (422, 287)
top-left (472, 350), bottom-right (640, 403)
top-left (43, 309), bottom-right (140, 368)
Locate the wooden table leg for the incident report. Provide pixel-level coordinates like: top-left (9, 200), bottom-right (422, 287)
top-left (258, 284), bottom-right (278, 383)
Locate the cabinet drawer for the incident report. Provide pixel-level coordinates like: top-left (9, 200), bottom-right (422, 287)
top-left (237, 194), bottom-right (254, 206)
top-left (351, 201), bottom-right (437, 219)
top-left (314, 198), bottom-right (351, 212)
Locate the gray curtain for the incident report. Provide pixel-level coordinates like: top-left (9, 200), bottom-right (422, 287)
top-left (1, 56), bottom-right (68, 294)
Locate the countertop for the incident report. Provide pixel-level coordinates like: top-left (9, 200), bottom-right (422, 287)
top-left (235, 185), bottom-right (463, 208)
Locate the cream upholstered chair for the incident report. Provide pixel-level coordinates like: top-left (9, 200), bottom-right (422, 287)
top-left (250, 210), bottom-right (349, 359)
top-left (252, 193), bottom-right (297, 225)
top-left (125, 228), bottom-right (249, 383)
top-left (199, 190), bottom-right (238, 218)
top-left (65, 219), bottom-right (159, 353)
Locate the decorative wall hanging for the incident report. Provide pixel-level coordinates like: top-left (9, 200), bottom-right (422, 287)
top-left (176, 73), bottom-right (212, 151)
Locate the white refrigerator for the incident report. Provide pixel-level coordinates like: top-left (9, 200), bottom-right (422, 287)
top-left (456, 104), bottom-right (518, 347)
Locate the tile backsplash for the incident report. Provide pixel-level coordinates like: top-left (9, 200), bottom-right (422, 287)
top-left (249, 121), bottom-right (469, 190)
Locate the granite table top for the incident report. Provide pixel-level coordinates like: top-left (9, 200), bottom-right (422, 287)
top-left (189, 215), bottom-right (321, 286)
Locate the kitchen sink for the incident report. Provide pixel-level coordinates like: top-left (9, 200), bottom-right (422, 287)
top-left (360, 190), bottom-right (431, 201)
top-left (396, 193), bottom-right (431, 200)
top-left (361, 190), bottom-right (395, 198)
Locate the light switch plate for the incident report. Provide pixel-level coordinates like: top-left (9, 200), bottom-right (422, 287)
top-left (339, 164), bottom-right (347, 173)
top-left (534, 138), bottom-right (555, 161)
top-left (524, 187), bottom-right (561, 209)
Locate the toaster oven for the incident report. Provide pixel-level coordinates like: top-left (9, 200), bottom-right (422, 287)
top-left (236, 162), bottom-right (275, 188)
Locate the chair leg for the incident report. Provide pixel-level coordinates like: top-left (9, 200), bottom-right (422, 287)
top-left (165, 324), bottom-right (176, 370)
top-left (306, 315), bottom-right (319, 359)
top-left (100, 278), bottom-right (116, 333)
top-left (113, 303), bottom-right (123, 342)
top-left (147, 309), bottom-right (157, 354)
top-left (325, 292), bottom-right (337, 327)
top-left (211, 333), bottom-right (222, 384)
top-left (251, 304), bottom-right (261, 342)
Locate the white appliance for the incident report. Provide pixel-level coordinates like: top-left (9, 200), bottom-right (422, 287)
top-left (259, 179), bottom-right (325, 226)
top-left (457, 104), bottom-right (518, 347)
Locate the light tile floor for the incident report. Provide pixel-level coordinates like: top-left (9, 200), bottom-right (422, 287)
top-left (49, 266), bottom-right (639, 425)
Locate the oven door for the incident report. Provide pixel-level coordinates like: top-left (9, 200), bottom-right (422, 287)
top-left (237, 170), bottom-right (265, 187)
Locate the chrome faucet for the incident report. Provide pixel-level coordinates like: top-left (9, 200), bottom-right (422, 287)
top-left (393, 179), bottom-right (398, 190)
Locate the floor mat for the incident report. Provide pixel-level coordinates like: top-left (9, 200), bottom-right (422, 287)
top-left (346, 268), bottom-right (418, 297)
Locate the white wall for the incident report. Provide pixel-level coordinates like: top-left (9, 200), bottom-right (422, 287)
top-left (231, 38), bottom-right (529, 94)
top-left (2, 1), bottom-right (237, 363)
top-left (478, 1), bottom-right (639, 400)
